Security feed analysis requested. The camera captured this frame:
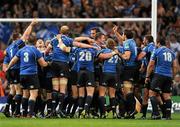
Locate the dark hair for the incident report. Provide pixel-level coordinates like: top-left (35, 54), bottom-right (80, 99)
top-left (12, 33), bottom-right (21, 41)
top-left (91, 27), bottom-right (98, 32)
top-left (95, 32), bottom-right (104, 40)
top-left (145, 35), bottom-right (154, 43)
top-left (124, 29), bottom-right (133, 39)
top-left (156, 36), bottom-right (166, 46)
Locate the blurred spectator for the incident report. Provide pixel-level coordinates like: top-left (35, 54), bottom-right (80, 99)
top-left (0, 0), bottom-right (179, 56)
top-left (169, 33), bottom-right (180, 55)
top-left (172, 74), bottom-right (180, 96)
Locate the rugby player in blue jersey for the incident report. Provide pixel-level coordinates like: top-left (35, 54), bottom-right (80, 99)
top-left (145, 37), bottom-right (178, 120)
top-left (2, 19), bottom-right (37, 117)
top-left (6, 38), bottom-right (50, 118)
top-left (113, 26), bottom-right (138, 119)
top-left (98, 38), bottom-right (119, 118)
top-left (137, 35), bottom-right (156, 119)
top-left (46, 26), bottom-right (97, 117)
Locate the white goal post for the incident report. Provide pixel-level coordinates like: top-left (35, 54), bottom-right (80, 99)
top-left (0, 0), bottom-right (157, 41)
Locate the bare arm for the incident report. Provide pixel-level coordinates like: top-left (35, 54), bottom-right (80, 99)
top-left (2, 63), bottom-right (8, 72)
top-left (146, 60), bottom-right (155, 78)
top-left (113, 26), bottom-right (124, 44)
top-left (37, 57), bottom-right (48, 67)
top-left (98, 51), bottom-right (118, 59)
top-left (172, 59), bottom-right (178, 78)
top-left (7, 56), bottom-right (19, 70)
top-left (21, 19), bottom-right (38, 41)
top-left (137, 52), bottom-right (146, 60)
top-left (74, 37), bottom-right (95, 44)
top-left (119, 51), bottom-right (131, 60)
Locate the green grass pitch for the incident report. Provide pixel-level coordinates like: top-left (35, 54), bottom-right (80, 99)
top-left (0, 113), bottom-right (180, 127)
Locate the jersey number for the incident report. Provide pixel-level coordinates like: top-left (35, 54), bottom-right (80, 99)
top-left (108, 55), bottom-right (118, 63)
top-left (23, 52), bottom-right (29, 62)
top-left (163, 52), bottom-right (172, 62)
top-left (79, 51), bottom-right (92, 61)
top-left (10, 49), bottom-right (13, 57)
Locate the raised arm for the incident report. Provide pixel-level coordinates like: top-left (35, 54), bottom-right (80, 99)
top-left (113, 25), bottom-right (124, 44)
top-left (74, 36), bottom-right (95, 44)
top-left (56, 34), bottom-right (96, 53)
top-left (21, 19), bottom-right (38, 41)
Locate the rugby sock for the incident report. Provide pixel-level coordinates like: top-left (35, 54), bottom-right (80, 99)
top-left (99, 96), bottom-right (106, 115)
top-left (40, 100), bottom-right (46, 115)
top-left (58, 93), bottom-right (65, 111)
top-left (164, 99), bottom-right (172, 119)
top-left (150, 96), bottom-right (160, 116)
top-left (28, 100), bottom-right (36, 116)
top-left (66, 96), bottom-right (74, 115)
top-left (78, 96), bottom-right (84, 114)
top-left (159, 103), bottom-right (166, 118)
top-left (71, 98), bottom-right (78, 115)
top-left (14, 94), bottom-right (22, 115)
top-left (22, 98), bottom-right (28, 116)
top-left (110, 97), bottom-right (116, 115)
top-left (47, 99), bottom-right (52, 114)
top-left (5, 94), bottom-right (14, 111)
top-left (126, 93), bottom-right (136, 115)
top-left (62, 95), bottom-right (70, 112)
top-left (141, 104), bottom-right (148, 117)
top-left (52, 91), bottom-right (59, 112)
top-left (11, 100), bottom-right (16, 114)
top-left (84, 96), bottom-right (93, 114)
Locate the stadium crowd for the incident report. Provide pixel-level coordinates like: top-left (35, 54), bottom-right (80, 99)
top-left (0, 0), bottom-right (180, 120)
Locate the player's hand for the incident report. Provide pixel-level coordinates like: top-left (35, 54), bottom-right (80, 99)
top-left (112, 25), bottom-right (118, 34)
top-left (47, 61), bottom-right (52, 67)
top-left (145, 77), bottom-right (150, 84)
top-left (114, 49), bottom-right (119, 54)
top-left (56, 34), bottom-right (62, 40)
top-left (31, 19), bottom-right (38, 26)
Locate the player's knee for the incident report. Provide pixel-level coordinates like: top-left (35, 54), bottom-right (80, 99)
top-left (52, 78), bottom-right (59, 87)
top-left (60, 77), bottom-right (68, 86)
top-left (123, 81), bottom-right (133, 94)
top-left (23, 90), bottom-right (30, 98)
top-left (29, 89), bottom-right (38, 100)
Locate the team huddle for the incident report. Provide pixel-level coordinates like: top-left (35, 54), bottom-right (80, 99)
top-left (2, 19), bottom-right (177, 120)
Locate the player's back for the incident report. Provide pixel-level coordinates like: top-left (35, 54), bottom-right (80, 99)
top-left (51, 35), bottom-right (73, 63)
top-left (17, 45), bottom-right (42, 75)
top-left (123, 39), bottom-right (137, 66)
top-left (5, 39), bottom-right (24, 69)
top-left (153, 46), bottom-right (175, 77)
top-left (101, 48), bottom-right (119, 73)
top-left (77, 48), bottom-right (97, 72)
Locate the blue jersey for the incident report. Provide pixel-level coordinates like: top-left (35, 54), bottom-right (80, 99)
top-left (76, 48), bottom-right (97, 72)
top-left (50, 35), bottom-right (73, 63)
top-left (69, 47), bottom-right (78, 71)
top-left (16, 45), bottom-right (42, 75)
top-left (100, 48), bottom-right (119, 73)
top-left (151, 46), bottom-right (175, 77)
top-left (44, 52), bottom-right (53, 78)
top-left (3, 39), bottom-right (25, 69)
top-left (142, 42), bottom-right (155, 62)
top-left (123, 39), bottom-right (137, 66)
